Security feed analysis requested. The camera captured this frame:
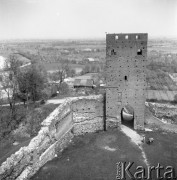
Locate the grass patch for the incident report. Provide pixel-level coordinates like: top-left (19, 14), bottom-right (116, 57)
top-left (0, 103), bottom-right (58, 146)
top-left (24, 103), bottom-right (58, 137)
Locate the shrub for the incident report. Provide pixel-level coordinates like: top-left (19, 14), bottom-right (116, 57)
top-left (25, 104), bottom-right (58, 137)
top-left (0, 106), bottom-right (26, 141)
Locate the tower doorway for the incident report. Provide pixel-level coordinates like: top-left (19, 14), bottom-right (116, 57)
top-left (121, 104), bottom-right (134, 128)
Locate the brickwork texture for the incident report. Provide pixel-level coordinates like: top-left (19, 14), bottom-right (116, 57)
top-left (106, 33), bottom-right (148, 130)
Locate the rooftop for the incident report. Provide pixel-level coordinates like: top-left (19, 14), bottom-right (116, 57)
top-left (74, 79), bottom-right (94, 87)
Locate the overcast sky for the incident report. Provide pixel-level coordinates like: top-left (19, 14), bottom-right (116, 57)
top-left (0, 0), bottom-right (177, 39)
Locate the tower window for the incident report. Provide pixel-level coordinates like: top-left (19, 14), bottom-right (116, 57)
top-left (136, 35), bottom-right (139, 39)
top-left (115, 35), bottom-right (119, 40)
top-left (137, 49), bottom-right (142, 55)
top-left (124, 76), bottom-right (128, 81)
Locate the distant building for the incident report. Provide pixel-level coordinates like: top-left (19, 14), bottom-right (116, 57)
top-left (86, 58), bottom-right (95, 62)
top-left (73, 73), bottom-right (99, 94)
top-left (64, 77), bottom-right (75, 87)
top-left (82, 48), bottom-right (92, 52)
top-left (74, 79), bottom-right (94, 88)
top-left (74, 73), bottom-right (99, 84)
top-left (84, 58), bottom-right (99, 63)
top-left (60, 50), bottom-right (69, 55)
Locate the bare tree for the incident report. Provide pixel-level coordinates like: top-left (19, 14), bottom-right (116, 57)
top-left (58, 62), bottom-right (70, 83)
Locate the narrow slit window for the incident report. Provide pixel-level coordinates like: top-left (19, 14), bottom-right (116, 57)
top-left (124, 76), bottom-right (127, 81)
top-left (137, 49), bottom-right (142, 55)
top-left (111, 49), bottom-right (116, 55)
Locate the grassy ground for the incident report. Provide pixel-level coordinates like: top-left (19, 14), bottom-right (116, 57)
top-left (31, 128), bottom-right (177, 180)
top-left (32, 129), bottom-right (147, 180)
top-left (143, 131), bottom-right (177, 169)
top-left (31, 107), bottom-right (177, 180)
top-left (0, 139), bottom-right (31, 165)
top-left (0, 103), bottom-right (59, 165)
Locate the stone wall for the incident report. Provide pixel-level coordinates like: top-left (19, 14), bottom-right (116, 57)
top-left (0, 95), bottom-right (113, 180)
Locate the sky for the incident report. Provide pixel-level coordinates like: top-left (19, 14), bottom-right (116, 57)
top-left (0, 0), bottom-right (177, 39)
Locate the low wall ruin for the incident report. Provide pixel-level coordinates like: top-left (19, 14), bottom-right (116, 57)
top-left (147, 102), bottom-right (177, 124)
top-left (0, 95), bottom-right (116, 180)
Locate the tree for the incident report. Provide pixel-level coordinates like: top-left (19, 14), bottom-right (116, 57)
top-left (80, 64), bottom-right (90, 75)
top-left (174, 94), bottom-right (177, 103)
top-left (17, 63), bottom-right (47, 104)
top-left (58, 82), bottom-right (69, 95)
top-left (50, 62), bottom-right (73, 82)
top-left (0, 90), bottom-right (4, 109)
top-left (68, 69), bottom-right (76, 77)
top-left (28, 64), bottom-right (47, 102)
top-left (50, 63), bottom-right (69, 83)
top-left (17, 69), bottom-right (31, 106)
top-left (96, 66), bottom-right (100, 73)
top-left (90, 65), bottom-right (96, 72)
top-left (71, 60), bottom-right (76, 64)
top-left (1, 55), bottom-right (20, 120)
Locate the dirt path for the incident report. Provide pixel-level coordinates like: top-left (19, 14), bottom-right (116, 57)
top-left (46, 98), bottom-right (67, 105)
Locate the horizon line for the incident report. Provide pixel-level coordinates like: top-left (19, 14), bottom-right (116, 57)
top-left (0, 35), bottom-right (177, 42)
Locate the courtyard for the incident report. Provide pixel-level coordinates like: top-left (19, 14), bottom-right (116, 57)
top-left (31, 128), bottom-right (177, 180)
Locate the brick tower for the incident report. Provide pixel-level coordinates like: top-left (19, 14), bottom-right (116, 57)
top-left (106, 33), bottom-right (148, 130)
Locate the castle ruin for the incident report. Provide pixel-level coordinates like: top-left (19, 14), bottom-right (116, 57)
top-left (106, 33), bottom-right (148, 130)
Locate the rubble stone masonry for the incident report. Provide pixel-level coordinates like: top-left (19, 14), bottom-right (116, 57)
top-left (0, 95), bottom-right (114, 180)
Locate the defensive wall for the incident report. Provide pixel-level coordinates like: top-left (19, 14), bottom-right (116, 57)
top-left (0, 95), bottom-right (117, 180)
